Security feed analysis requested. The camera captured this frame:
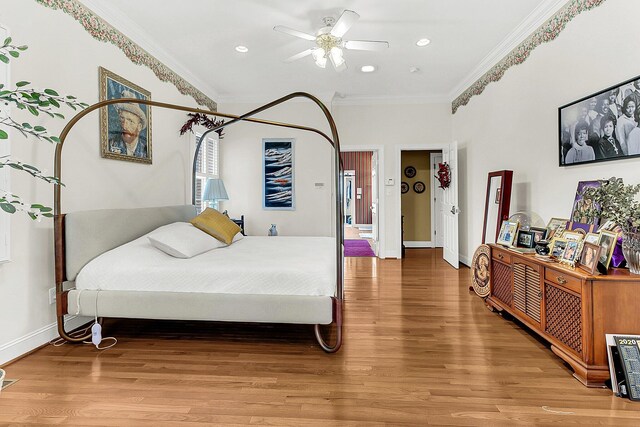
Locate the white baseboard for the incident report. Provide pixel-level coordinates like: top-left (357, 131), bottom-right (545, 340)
top-left (0, 315), bottom-right (90, 366)
top-left (460, 254), bottom-right (471, 267)
top-left (385, 249), bottom-right (402, 259)
top-left (404, 241), bottom-right (433, 248)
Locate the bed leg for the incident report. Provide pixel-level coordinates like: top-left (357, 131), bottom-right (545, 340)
top-left (314, 298), bottom-right (343, 353)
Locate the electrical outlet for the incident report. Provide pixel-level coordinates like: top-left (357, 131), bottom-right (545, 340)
top-left (48, 287), bottom-right (56, 305)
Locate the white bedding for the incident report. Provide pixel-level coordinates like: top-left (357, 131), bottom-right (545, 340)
top-left (76, 235), bottom-right (337, 297)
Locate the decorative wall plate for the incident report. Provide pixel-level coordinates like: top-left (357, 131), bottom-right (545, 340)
top-left (404, 166), bottom-right (416, 178)
top-left (413, 181), bottom-right (425, 194)
top-left (401, 182), bottom-right (409, 194)
top-left (471, 244), bottom-right (491, 298)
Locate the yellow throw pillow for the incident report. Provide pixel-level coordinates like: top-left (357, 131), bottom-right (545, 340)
top-left (190, 208), bottom-right (241, 245)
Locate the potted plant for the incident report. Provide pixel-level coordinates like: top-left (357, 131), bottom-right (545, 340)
top-left (1, 37), bottom-right (87, 218)
top-left (582, 177), bottom-right (640, 274)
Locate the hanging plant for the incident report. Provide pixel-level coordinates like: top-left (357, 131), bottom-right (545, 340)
top-left (179, 113), bottom-right (225, 139)
top-left (435, 162), bottom-right (451, 189)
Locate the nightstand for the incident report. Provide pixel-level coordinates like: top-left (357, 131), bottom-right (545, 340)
top-left (231, 215), bottom-right (245, 235)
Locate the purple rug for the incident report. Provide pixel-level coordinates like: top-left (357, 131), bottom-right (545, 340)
top-left (344, 239), bottom-right (375, 257)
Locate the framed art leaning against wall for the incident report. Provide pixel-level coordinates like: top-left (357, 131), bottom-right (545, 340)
top-left (559, 74), bottom-right (640, 167)
top-left (99, 67), bottom-right (152, 164)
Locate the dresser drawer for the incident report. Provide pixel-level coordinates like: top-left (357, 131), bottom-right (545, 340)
top-left (492, 247), bottom-right (511, 264)
top-left (544, 268), bottom-right (582, 294)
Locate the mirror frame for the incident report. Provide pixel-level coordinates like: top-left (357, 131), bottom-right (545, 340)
top-left (482, 170), bottom-right (513, 244)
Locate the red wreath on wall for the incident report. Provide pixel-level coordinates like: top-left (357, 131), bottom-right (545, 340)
top-left (435, 162), bottom-right (451, 189)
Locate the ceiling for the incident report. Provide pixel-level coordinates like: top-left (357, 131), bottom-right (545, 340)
top-left (83, 0), bottom-right (564, 104)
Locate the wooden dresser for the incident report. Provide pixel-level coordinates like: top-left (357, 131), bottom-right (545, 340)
top-left (487, 243), bottom-right (640, 387)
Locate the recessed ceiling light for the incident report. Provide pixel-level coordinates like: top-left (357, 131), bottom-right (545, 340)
top-left (416, 38), bottom-right (431, 47)
top-left (409, 67), bottom-right (420, 73)
top-left (235, 45), bottom-right (249, 53)
top-left (361, 65), bottom-right (376, 73)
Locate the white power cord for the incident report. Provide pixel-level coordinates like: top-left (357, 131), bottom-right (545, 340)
top-left (49, 289), bottom-right (117, 350)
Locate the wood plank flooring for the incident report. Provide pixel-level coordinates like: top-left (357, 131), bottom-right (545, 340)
top-left (1, 249), bottom-right (639, 425)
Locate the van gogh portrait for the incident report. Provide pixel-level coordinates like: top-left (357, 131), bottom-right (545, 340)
top-left (99, 67), bottom-right (152, 164)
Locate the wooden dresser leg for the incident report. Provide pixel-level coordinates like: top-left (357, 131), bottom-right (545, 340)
top-left (551, 345), bottom-right (608, 388)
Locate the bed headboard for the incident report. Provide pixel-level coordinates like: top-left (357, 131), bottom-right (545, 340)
top-left (63, 204), bottom-right (197, 281)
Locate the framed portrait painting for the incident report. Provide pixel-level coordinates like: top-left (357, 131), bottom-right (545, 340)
top-left (559, 74), bottom-right (640, 167)
top-left (99, 67), bottom-right (152, 164)
top-left (263, 138), bottom-right (294, 210)
top-left (570, 180), bottom-right (601, 225)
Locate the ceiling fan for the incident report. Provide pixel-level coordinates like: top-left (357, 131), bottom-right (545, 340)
top-left (274, 10), bottom-right (389, 71)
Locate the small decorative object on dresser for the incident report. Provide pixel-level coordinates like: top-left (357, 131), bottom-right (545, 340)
top-left (268, 224), bottom-right (278, 236)
top-left (516, 230), bottom-right (536, 249)
top-left (535, 239), bottom-right (551, 257)
top-left (579, 242), bottom-right (602, 275)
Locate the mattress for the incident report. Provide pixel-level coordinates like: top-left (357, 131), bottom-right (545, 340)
top-left (75, 235), bottom-right (337, 297)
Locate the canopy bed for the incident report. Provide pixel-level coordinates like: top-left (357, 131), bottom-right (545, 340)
top-left (54, 92), bottom-right (344, 352)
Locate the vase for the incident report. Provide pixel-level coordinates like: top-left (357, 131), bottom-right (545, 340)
top-left (622, 231), bottom-right (640, 274)
top-left (535, 240), bottom-right (550, 256)
top-left (268, 224), bottom-right (278, 237)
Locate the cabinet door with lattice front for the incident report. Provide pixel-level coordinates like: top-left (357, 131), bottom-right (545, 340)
top-left (512, 259), bottom-right (542, 327)
top-left (544, 282), bottom-right (583, 357)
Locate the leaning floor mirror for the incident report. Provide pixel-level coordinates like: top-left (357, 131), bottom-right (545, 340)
top-left (482, 170), bottom-right (513, 244)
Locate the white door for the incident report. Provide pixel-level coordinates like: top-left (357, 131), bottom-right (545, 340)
top-left (442, 141), bottom-right (459, 268)
top-left (431, 153), bottom-right (444, 248)
top-left (370, 151), bottom-right (379, 256)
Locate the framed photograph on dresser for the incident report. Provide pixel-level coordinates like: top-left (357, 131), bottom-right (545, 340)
top-left (579, 242), bottom-right (601, 275)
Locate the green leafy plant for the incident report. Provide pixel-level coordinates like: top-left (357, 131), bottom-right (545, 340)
top-left (582, 177), bottom-right (640, 233)
top-left (0, 37), bottom-right (87, 219)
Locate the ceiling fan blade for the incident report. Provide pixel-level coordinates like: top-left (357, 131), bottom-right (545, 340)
top-left (284, 48), bottom-right (314, 63)
top-left (273, 25), bottom-right (316, 41)
top-left (344, 40), bottom-right (389, 51)
top-left (330, 10), bottom-right (359, 38)
top-left (333, 60), bottom-right (347, 72)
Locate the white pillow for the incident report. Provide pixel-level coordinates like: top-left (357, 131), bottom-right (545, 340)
top-left (147, 222), bottom-right (226, 258)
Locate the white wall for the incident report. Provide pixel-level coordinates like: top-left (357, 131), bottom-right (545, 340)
top-left (218, 101), bottom-right (334, 237)
top-left (334, 102), bottom-right (452, 258)
top-left (0, 1), bottom-right (204, 363)
top-left (452, 0), bottom-right (640, 264)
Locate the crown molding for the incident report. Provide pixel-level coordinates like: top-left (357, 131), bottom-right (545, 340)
top-left (449, 0), bottom-right (568, 102)
top-left (35, 0), bottom-right (217, 110)
top-left (451, 0), bottom-right (608, 114)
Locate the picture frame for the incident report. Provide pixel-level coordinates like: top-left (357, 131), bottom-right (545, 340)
top-left (579, 242), bottom-right (602, 275)
top-left (516, 230), bottom-right (536, 248)
top-left (546, 217), bottom-right (569, 240)
top-left (550, 238), bottom-right (568, 258)
top-left (560, 239), bottom-right (583, 267)
top-left (570, 181), bottom-right (601, 225)
top-left (530, 227), bottom-right (547, 244)
top-left (585, 232), bottom-right (600, 245)
top-left (263, 138), bottom-right (295, 210)
top-left (598, 230), bottom-right (618, 269)
top-left (562, 230), bottom-right (584, 241)
top-left (496, 220), bottom-right (518, 247)
top-left (568, 221), bottom-right (596, 234)
top-left (559, 75), bottom-right (640, 167)
top-left (99, 67), bottom-right (152, 164)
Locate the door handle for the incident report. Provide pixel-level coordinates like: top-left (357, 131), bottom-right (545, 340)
top-left (450, 206), bottom-right (456, 214)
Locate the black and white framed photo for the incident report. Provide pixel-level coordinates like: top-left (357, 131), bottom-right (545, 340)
top-left (559, 74), bottom-right (640, 166)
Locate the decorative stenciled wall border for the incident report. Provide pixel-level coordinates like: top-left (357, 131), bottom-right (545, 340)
top-left (452, 0), bottom-right (607, 114)
top-left (35, 0), bottom-right (217, 111)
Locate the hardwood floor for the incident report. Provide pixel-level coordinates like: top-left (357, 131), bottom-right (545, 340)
top-left (1, 249), bottom-right (639, 425)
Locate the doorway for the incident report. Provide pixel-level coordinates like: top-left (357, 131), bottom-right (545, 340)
top-left (400, 150), bottom-right (442, 249)
top-left (340, 149), bottom-right (381, 257)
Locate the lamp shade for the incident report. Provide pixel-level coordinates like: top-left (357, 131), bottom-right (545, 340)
top-left (203, 178), bottom-right (228, 202)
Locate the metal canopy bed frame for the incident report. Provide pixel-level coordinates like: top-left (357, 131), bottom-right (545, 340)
top-left (53, 92), bottom-right (344, 352)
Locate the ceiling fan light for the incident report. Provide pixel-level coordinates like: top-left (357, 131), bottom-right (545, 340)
top-left (416, 38), bottom-right (431, 47)
top-left (329, 47), bottom-right (345, 67)
top-left (361, 65), bottom-right (376, 73)
top-left (235, 45), bottom-right (249, 53)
